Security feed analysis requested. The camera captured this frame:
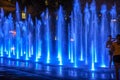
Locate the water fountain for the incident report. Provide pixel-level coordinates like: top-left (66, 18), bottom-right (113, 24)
top-left (0, 0), bottom-right (119, 70)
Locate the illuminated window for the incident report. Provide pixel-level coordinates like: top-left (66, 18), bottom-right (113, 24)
top-left (21, 12), bottom-right (26, 19)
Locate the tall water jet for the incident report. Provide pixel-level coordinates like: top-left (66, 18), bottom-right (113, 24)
top-left (22, 20), bottom-right (29, 60)
top-left (68, 23), bottom-right (70, 60)
top-left (110, 5), bottom-right (118, 38)
top-left (100, 4), bottom-right (109, 67)
top-left (35, 19), bottom-right (42, 62)
top-left (18, 22), bottom-right (24, 58)
top-left (44, 9), bottom-right (51, 64)
top-left (27, 14), bottom-right (34, 58)
top-left (16, 2), bottom-right (20, 21)
top-left (15, 2), bottom-right (22, 59)
top-left (8, 13), bottom-right (14, 58)
top-left (84, 3), bottom-right (90, 65)
top-left (68, 22), bottom-right (74, 63)
top-left (3, 17), bottom-right (10, 56)
top-left (0, 8), bottom-right (4, 57)
top-left (15, 21), bottom-right (21, 59)
top-left (75, 0), bottom-right (83, 62)
top-left (56, 6), bottom-right (65, 65)
top-left (89, 0), bottom-right (98, 70)
top-left (71, 0), bottom-right (83, 67)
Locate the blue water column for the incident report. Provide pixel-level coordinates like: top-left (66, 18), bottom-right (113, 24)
top-left (35, 19), bottom-right (42, 62)
top-left (84, 3), bottom-right (90, 65)
top-left (89, 0), bottom-right (98, 70)
top-left (45, 9), bottom-right (51, 64)
top-left (110, 5), bottom-right (118, 38)
top-left (0, 8), bottom-right (4, 57)
top-left (56, 6), bottom-right (65, 65)
top-left (100, 4), bottom-right (109, 67)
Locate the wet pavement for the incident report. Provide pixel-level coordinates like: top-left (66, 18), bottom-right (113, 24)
top-left (0, 57), bottom-right (117, 80)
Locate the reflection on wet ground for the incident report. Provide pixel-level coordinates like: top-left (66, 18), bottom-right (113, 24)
top-left (0, 58), bottom-right (116, 80)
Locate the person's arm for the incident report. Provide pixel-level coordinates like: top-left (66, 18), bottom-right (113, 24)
top-left (110, 43), bottom-right (115, 54)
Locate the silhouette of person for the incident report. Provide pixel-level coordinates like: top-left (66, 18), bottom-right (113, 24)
top-left (106, 35), bottom-right (114, 68)
top-left (111, 34), bottom-right (120, 80)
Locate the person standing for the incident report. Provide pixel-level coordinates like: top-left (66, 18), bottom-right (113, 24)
top-left (106, 35), bottom-right (114, 68)
top-left (111, 34), bottom-right (120, 80)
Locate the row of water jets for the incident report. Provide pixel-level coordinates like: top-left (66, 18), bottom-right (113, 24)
top-left (0, 0), bottom-right (119, 70)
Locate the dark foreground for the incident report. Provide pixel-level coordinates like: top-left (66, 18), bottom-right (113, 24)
top-left (0, 58), bottom-right (117, 80)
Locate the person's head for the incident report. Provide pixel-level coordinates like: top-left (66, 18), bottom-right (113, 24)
top-left (116, 34), bottom-right (120, 42)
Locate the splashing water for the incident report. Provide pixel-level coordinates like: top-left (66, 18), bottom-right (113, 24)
top-left (0, 0), bottom-right (119, 70)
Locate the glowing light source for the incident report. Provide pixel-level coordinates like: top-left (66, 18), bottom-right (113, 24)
top-left (21, 12), bottom-right (26, 19)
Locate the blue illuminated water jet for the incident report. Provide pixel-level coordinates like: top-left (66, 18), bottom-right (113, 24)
top-left (100, 4), bottom-right (108, 67)
top-left (89, 0), bottom-right (98, 70)
top-left (110, 5), bottom-right (118, 38)
top-left (70, 0), bottom-right (83, 67)
top-left (84, 3), bottom-right (90, 65)
top-left (56, 6), bottom-right (65, 65)
top-left (35, 19), bottom-right (42, 62)
top-left (45, 9), bottom-right (51, 64)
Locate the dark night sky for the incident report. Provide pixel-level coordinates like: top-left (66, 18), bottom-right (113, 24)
top-left (0, 0), bottom-right (120, 17)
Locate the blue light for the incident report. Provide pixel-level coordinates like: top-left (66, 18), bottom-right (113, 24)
top-left (0, 58), bottom-right (3, 64)
top-left (46, 66), bottom-right (50, 72)
top-left (94, 50), bottom-right (97, 63)
top-left (92, 72), bottom-right (95, 79)
top-left (74, 65), bottom-right (78, 68)
top-left (35, 63), bottom-right (42, 70)
top-left (0, 0), bottom-right (119, 70)
top-left (16, 51), bottom-right (19, 59)
top-left (70, 47), bottom-right (74, 63)
top-left (8, 60), bottom-right (11, 66)
top-left (91, 63), bottom-right (95, 71)
top-left (68, 43), bottom-right (71, 60)
top-left (47, 51), bottom-right (50, 63)
top-left (91, 43), bottom-right (95, 71)
top-left (80, 49), bottom-right (84, 61)
top-left (58, 67), bottom-right (63, 76)
top-left (25, 52), bottom-right (29, 60)
top-left (58, 52), bottom-right (62, 65)
top-left (16, 61), bottom-right (19, 67)
top-left (35, 58), bottom-right (39, 62)
top-left (0, 47), bottom-right (3, 57)
top-left (84, 3), bottom-right (90, 65)
top-left (101, 64), bottom-right (106, 68)
top-left (25, 62), bottom-right (29, 67)
top-left (20, 47), bottom-right (23, 56)
top-left (56, 6), bottom-right (64, 66)
top-left (45, 9), bottom-right (51, 64)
